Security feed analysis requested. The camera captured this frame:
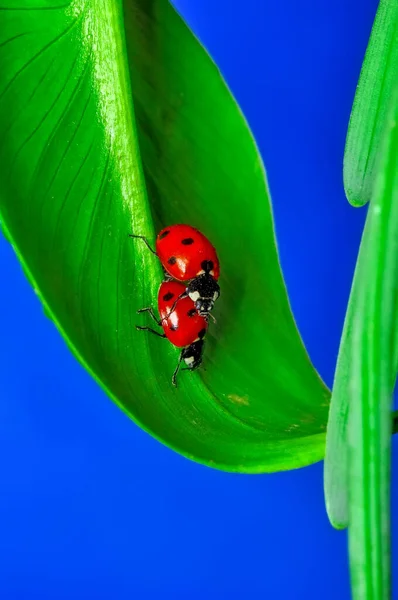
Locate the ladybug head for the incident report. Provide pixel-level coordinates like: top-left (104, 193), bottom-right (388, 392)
top-left (172, 339), bottom-right (206, 387)
top-left (182, 339), bottom-right (205, 371)
top-left (195, 296), bottom-right (218, 317)
top-left (187, 274), bottom-right (220, 317)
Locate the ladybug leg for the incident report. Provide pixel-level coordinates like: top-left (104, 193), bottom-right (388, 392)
top-left (171, 353), bottom-right (184, 387)
top-left (162, 268), bottom-right (173, 281)
top-left (129, 234), bottom-right (157, 255)
top-left (172, 361), bottom-right (202, 386)
top-left (167, 291), bottom-right (188, 318)
top-left (136, 325), bottom-right (166, 338)
top-left (137, 306), bottom-right (161, 326)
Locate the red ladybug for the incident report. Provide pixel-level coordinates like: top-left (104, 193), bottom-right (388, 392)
top-left (156, 224), bottom-right (220, 281)
top-left (136, 281), bottom-right (208, 386)
top-left (130, 224), bottom-right (220, 317)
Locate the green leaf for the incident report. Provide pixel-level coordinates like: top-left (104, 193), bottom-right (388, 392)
top-left (0, 0), bottom-right (330, 472)
top-left (325, 88), bottom-right (398, 598)
top-left (325, 0), bottom-right (398, 531)
top-left (343, 0), bottom-right (398, 207)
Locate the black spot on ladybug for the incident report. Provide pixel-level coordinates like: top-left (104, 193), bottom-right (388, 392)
top-left (198, 328), bottom-right (206, 339)
top-left (187, 308), bottom-right (196, 317)
top-left (201, 260), bottom-right (214, 273)
top-left (170, 324), bottom-right (178, 331)
top-left (159, 230), bottom-right (170, 240)
top-left (168, 256), bottom-right (177, 265)
top-left (163, 291), bottom-right (174, 301)
top-left (181, 237), bottom-right (194, 245)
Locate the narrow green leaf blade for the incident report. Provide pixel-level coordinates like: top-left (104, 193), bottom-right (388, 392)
top-left (326, 88), bottom-right (398, 597)
top-left (343, 0), bottom-right (398, 207)
top-left (325, 0), bottom-right (398, 531)
top-left (323, 317), bottom-right (353, 529)
top-left (0, 0), bottom-right (330, 472)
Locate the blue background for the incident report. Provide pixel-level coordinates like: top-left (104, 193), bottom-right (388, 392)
top-left (1, 0), bottom-right (396, 598)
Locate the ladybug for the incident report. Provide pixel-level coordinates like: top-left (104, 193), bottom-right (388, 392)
top-left (130, 224), bottom-right (220, 317)
top-left (136, 281), bottom-right (208, 386)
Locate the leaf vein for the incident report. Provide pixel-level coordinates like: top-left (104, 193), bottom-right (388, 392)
top-left (0, 12), bottom-right (82, 102)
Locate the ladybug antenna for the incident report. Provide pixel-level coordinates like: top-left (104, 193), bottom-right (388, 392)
top-left (208, 313), bottom-right (217, 324)
top-left (129, 234), bottom-right (157, 255)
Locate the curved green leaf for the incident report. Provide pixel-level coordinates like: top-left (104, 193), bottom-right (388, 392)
top-left (325, 87), bottom-right (398, 598)
top-left (0, 0), bottom-right (330, 472)
top-left (343, 0), bottom-right (398, 207)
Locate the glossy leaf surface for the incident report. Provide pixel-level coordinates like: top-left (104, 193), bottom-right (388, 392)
top-left (343, 0), bottom-right (398, 207)
top-left (0, 0), bottom-right (330, 472)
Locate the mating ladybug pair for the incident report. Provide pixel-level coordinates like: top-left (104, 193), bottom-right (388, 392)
top-left (130, 224), bottom-right (220, 386)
